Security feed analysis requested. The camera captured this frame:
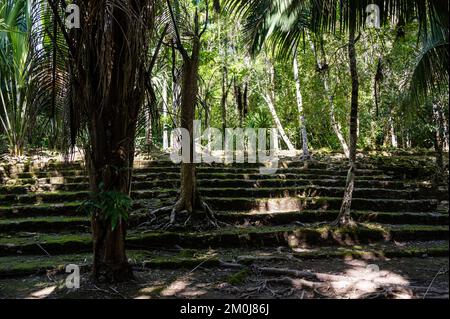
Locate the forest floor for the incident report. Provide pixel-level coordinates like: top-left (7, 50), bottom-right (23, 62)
top-left (0, 255), bottom-right (447, 299)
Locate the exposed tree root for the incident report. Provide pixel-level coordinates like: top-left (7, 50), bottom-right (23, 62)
top-left (330, 216), bottom-right (358, 228)
top-left (148, 196), bottom-right (227, 231)
top-left (299, 154), bottom-right (312, 161)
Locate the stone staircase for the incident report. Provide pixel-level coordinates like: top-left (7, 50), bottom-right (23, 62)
top-left (0, 154), bottom-right (448, 278)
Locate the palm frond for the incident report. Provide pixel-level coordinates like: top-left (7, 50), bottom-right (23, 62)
top-left (409, 32), bottom-right (449, 103)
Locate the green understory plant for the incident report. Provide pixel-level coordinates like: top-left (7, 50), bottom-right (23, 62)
top-left (81, 183), bottom-right (132, 231)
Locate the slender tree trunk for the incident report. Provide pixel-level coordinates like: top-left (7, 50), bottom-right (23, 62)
top-left (170, 42), bottom-right (182, 151)
top-left (176, 41), bottom-right (200, 215)
top-left (264, 60), bottom-right (295, 151)
top-left (334, 28), bottom-right (359, 226)
top-left (162, 77), bottom-right (169, 150)
top-left (389, 115), bottom-right (397, 148)
top-left (145, 108), bottom-right (152, 146)
top-left (432, 102), bottom-right (445, 176)
top-left (160, 3), bottom-right (216, 226)
top-left (443, 114), bottom-right (450, 153)
top-left (293, 48), bottom-right (309, 158)
top-left (309, 40), bottom-right (349, 157)
top-left (221, 66), bottom-right (228, 134)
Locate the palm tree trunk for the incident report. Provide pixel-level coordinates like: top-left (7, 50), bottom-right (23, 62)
top-left (67, 0), bottom-right (153, 282)
top-left (88, 122), bottom-right (135, 282)
top-left (293, 48), bottom-right (310, 158)
top-left (334, 28), bottom-right (359, 226)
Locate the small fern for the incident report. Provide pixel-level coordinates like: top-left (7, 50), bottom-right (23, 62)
top-left (80, 183), bottom-right (132, 231)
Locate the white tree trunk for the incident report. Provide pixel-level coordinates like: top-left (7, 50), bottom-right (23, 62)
top-left (293, 49), bottom-right (310, 158)
top-left (440, 105), bottom-right (449, 152)
top-left (265, 60), bottom-right (295, 151)
top-left (145, 109), bottom-right (152, 146)
top-left (263, 93), bottom-right (295, 151)
top-left (389, 115), bottom-right (397, 148)
top-left (309, 40), bottom-right (350, 158)
top-left (162, 77), bottom-right (169, 150)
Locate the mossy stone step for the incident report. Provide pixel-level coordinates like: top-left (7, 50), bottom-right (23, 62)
top-left (216, 210), bottom-right (449, 226)
top-left (0, 191), bottom-right (91, 205)
top-left (0, 202), bottom-right (83, 218)
top-left (0, 241), bottom-right (448, 278)
top-left (2, 176), bottom-right (443, 199)
top-left (16, 166), bottom-right (386, 178)
top-left (0, 185), bottom-right (28, 195)
top-left (0, 224), bottom-right (448, 256)
top-left (0, 195), bottom-right (440, 220)
top-left (3, 160), bottom-right (436, 176)
top-left (205, 196), bottom-right (439, 213)
top-left (2, 184), bottom-right (442, 206)
top-left (0, 216), bottom-right (90, 233)
top-left (0, 210), bottom-right (447, 233)
top-left (14, 170), bottom-right (87, 179)
top-left (4, 172), bottom-right (399, 186)
top-left (15, 178), bottom-right (439, 193)
top-left (194, 186), bottom-right (443, 200)
top-left (127, 224), bottom-right (449, 249)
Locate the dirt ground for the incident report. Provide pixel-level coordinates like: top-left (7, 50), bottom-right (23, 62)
top-left (0, 257), bottom-right (448, 299)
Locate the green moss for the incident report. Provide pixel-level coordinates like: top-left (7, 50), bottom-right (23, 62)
top-left (0, 254), bottom-right (91, 277)
top-left (226, 268), bottom-right (250, 285)
top-left (0, 216), bottom-right (88, 225)
top-left (143, 256), bottom-right (219, 268)
top-left (0, 232), bottom-right (91, 246)
top-left (0, 201), bottom-right (82, 210)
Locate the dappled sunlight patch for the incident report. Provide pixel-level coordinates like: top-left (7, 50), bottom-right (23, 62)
top-left (160, 277), bottom-right (191, 297)
top-left (326, 259), bottom-right (412, 298)
top-left (136, 284), bottom-right (166, 298)
top-left (179, 283), bottom-right (209, 297)
top-left (27, 285), bottom-right (57, 299)
top-left (291, 247), bottom-right (317, 253)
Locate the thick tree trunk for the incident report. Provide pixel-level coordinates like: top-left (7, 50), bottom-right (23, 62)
top-left (88, 123), bottom-right (135, 282)
top-left (334, 28), bottom-right (359, 226)
top-left (177, 43), bottom-right (200, 215)
top-left (293, 49), bottom-right (310, 158)
top-left (67, 0), bottom-right (153, 281)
